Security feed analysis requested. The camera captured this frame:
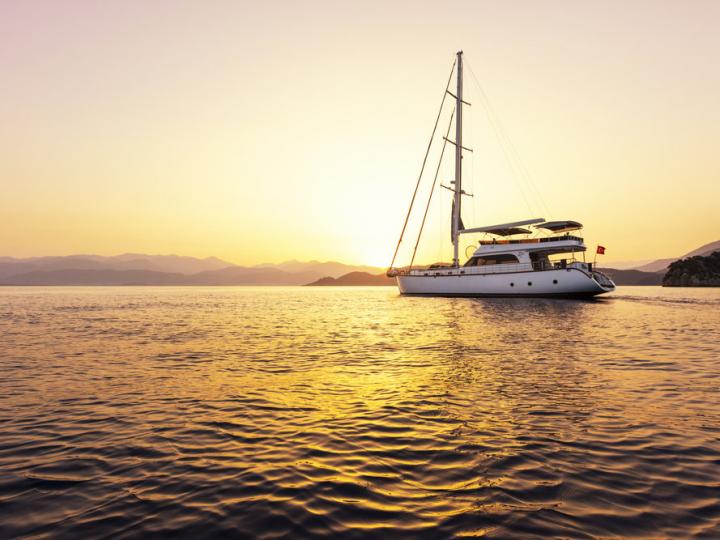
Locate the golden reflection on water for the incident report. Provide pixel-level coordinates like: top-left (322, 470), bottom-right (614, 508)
top-left (1, 286), bottom-right (719, 538)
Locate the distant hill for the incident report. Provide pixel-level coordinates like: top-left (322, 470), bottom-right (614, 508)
top-left (101, 254), bottom-right (232, 274)
top-left (663, 251), bottom-right (720, 287)
top-left (634, 240), bottom-right (720, 273)
top-left (600, 259), bottom-right (655, 270)
top-left (1, 269), bottom-right (188, 286)
top-left (255, 260), bottom-right (383, 278)
top-left (599, 268), bottom-right (663, 286)
top-left (684, 240), bottom-right (720, 258)
top-left (0, 254), bottom-right (234, 278)
top-left (595, 239), bottom-right (719, 284)
top-left (187, 266), bottom-right (320, 286)
top-left (0, 267), bottom-right (327, 286)
top-left (0, 254), bottom-right (389, 286)
top-left (633, 258), bottom-right (677, 273)
top-left (306, 272), bottom-right (395, 286)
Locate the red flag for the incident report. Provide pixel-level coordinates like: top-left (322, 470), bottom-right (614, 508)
top-left (596, 245), bottom-right (606, 255)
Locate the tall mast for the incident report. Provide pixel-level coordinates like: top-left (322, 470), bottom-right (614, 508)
top-left (452, 50), bottom-right (464, 267)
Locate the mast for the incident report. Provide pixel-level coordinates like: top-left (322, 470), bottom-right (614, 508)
top-left (452, 50), bottom-right (464, 267)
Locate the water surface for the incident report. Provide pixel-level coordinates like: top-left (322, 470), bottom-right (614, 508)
top-left (1, 286), bottom-right (719, 538)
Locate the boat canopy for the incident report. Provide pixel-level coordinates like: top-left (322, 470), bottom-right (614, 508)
top-left (485, 227), bottom-right (531, 236)
top-left (535, 220), bottom-right (582, 233)
top-left (459, 218), bottom-right (545, 235)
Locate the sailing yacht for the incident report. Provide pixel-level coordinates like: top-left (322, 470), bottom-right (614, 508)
top-left (387, 51), bottom-right (615, 298)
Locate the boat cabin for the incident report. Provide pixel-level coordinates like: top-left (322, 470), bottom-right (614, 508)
top-left (461, 220), bottom-right (590, 272)
top-left (400, 218), bottom-right (596, 276)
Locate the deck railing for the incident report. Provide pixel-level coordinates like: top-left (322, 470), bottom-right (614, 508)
top-left (407, 262), bottom-right (536, 276)
top-left (478, 235), bottom-right (584, 246)
top-left (399, 260), bottom-right (593, 277)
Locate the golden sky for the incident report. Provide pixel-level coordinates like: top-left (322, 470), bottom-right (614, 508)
top-left (1, 1), bottom-right (718, 266)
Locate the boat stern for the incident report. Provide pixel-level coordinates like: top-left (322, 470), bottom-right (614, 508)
top-left (591, 270), bottom-right (616, 294)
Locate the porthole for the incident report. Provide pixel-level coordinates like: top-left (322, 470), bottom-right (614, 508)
top-left (510, 282), bottom-right (514, 287)
top-left (553, 279), bottom-right (558, 285)
top-left (528, 282), bottom-right (532, 286)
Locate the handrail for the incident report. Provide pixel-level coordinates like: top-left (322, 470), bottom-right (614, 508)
top-left (406, 262), bottom-right (534, 276)
top-left (478, 235), bottom-right (584, 246)
top-left (396, 260), bottom-right (593, 277)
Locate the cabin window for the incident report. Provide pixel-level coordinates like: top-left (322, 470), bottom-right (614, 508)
top-left (465, 254), bottom-right (519, 267)
top-left (530, 252), bottom-right (551, 270)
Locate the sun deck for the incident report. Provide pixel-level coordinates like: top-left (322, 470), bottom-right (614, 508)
top-left (478, 234), bottom-right (584, 246)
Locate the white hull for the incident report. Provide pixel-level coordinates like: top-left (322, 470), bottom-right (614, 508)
top-left (396, 268), bottom-right (613, 298)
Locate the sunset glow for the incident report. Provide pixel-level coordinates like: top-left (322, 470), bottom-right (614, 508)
top-left (1, 1), bottom-right (718, 266)
top-left (2, 4), bottom-right (720, 537)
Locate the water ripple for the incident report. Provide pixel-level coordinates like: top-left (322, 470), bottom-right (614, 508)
top-left (0, 286), bottom-right (719, 538)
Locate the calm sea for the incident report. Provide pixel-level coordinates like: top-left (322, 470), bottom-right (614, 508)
top-left (1, 286), bottom-right (719, 539)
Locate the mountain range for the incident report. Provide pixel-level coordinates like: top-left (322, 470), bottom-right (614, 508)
top-left (631, 240), bottom-right (720, 272)
top-left (0, 240), bottom-right (717, 286)
top-left (0, 254), bottom-right (384, 286)
top-left (0, 254), bottom-right (232, 279)
top-left (600, 240), bottom-right (720, 284)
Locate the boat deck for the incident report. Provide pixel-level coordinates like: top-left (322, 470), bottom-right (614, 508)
top-left (478, 235), bottom-right (584, 246)
top-left (404, 260), bottom-right (593, 277)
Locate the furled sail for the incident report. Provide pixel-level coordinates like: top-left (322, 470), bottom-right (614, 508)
top-left (451, 201), bottom-right (465, 241)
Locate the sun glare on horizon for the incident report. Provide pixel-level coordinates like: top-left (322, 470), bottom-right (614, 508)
top-left (0, 1), bottom-right (718, 265)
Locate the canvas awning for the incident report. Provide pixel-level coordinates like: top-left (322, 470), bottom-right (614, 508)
top-left (459, 218), bottom-right (545, 235)
top-left (535, 220), bottom-right (583, 233)
top-left (485, 227), bottom-right (531, 236)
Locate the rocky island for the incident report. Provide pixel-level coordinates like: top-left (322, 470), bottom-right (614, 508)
top-left (306, 271), bottom-right (395, 286)
top-left (662, 251), bottom-right (720, 287)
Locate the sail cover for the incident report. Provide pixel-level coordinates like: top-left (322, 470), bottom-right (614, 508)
top-left (536, 220), bottom-right (582, 233)
top-left (451, 201), bottom-right (465, 240)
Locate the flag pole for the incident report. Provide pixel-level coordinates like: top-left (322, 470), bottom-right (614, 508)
top-left (594, 245), bottom-right (605, 267)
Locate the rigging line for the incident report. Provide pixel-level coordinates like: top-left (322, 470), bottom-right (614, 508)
top-left (483, 97), bottom-right (536, 215)
top-left (478, 95), bottom-right (536, 215)
top-left (494, 104), bottom-right (551, 217)
top-left (501, 114), bottom-right (551, 216)
top-left (389, 58), bottom-right (456, 270)
top-left (466, 61), bottom-right (547, 215)
top-left (467, 93), bottom-right (477, 234)
top-left (466, 63), bottom-right (540, 215)
top-left (463, 62), bottom-right (535, 215)
top-left (465, 61), bottom-right (551, 217)
top-left (410, 108), bottom-right (456, 269)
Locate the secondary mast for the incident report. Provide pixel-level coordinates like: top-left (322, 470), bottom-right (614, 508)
top-left (452, 51), bottom-right (464, 267)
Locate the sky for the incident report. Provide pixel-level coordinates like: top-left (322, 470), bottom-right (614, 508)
top-left (1, 0), bottom-right (718, 267)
